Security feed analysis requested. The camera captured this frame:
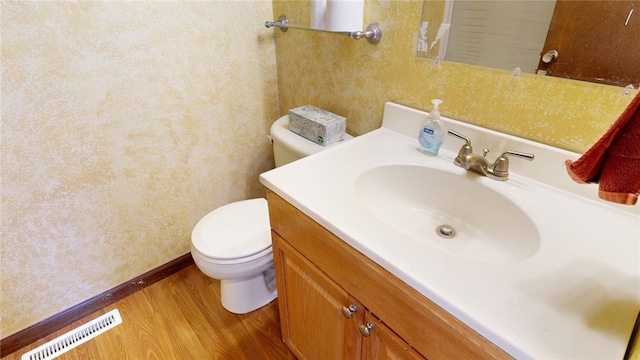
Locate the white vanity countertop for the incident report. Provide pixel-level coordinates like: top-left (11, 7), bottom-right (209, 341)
top-left (260, 102), bottom-right (640, 359)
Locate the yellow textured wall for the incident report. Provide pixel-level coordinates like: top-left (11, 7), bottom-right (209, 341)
top-left (273, 0), bottom-right (637, 153)
top-left (1, 1), bottom-right (279, 337)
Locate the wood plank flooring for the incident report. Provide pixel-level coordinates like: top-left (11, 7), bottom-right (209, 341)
top-left (2, 265), bottom-right (296, 360)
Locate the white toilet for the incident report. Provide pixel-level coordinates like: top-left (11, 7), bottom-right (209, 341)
top-left (191, 114), bottom-right (353, 314)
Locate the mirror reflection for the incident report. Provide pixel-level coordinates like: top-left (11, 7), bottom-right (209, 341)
top-left (419, 0), bottom-right (640, 87)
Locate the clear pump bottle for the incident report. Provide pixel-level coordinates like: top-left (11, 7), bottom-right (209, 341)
top-left (418, 99), bottom-right (444, 156)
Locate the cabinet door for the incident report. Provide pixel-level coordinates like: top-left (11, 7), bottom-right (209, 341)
top-left (273, 232), bottom-right (363, 360)
top-left (361, 312), bottom-right (425, 360)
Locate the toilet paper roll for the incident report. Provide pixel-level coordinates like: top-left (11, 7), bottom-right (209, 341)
top-left (311, 0), bottom-right (327, 29)
top-left (326, 0), bottom-right (364, 32)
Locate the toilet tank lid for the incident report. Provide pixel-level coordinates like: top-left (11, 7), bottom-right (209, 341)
top-left (270, 115), bottom-right (353, 157)
top-left (191, 198), bottom-right (271, 259)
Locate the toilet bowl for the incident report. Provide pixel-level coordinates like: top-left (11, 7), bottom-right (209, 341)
top-left (191, 198), bottom-right (276, 314)
top-left (191, 114), bottom-right (353, 314)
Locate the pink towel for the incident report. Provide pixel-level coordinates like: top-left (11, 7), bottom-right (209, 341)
top-left (565, 92), bottom-right (640, 205)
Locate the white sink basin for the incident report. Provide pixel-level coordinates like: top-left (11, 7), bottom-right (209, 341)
top-left (355, 164), bottom-right (540, 264)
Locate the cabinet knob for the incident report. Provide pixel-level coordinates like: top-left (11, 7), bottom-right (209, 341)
top-left (341, 304), bottom-right (358, 319)
top-left (359, 323), bottom-right (375, 337)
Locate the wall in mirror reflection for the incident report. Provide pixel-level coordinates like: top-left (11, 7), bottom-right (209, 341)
top-left (444, 1), bottom-right (554, 74)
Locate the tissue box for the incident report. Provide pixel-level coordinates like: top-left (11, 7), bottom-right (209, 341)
top-left (288, 105), bottom-right (346, 146)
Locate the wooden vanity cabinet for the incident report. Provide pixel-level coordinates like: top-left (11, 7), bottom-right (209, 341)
top-left (267, 191), bottom-right (511, 360)
top-left (273, 232), bottom-right (422, 360)
top-left (273, 232), bottom-right (363, 359)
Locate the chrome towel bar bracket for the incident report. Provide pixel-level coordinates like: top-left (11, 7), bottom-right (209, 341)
top-left (265, 15), bottom-right (382, 45)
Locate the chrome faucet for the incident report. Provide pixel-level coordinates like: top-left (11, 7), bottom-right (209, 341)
top-left (447, 129), bottom-right (534, 181)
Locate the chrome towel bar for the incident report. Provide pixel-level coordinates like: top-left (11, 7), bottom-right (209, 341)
top-left (265, 15), bottom-right (382, 45)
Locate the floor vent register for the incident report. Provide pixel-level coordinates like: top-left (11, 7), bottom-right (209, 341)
top-left (21, 309), bottom-right (122, 360)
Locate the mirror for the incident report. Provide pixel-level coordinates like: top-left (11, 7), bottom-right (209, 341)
top-left (418, 0), bottom-right (640, 87)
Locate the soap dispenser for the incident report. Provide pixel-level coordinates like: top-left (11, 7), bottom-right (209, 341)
top-left (418, 99), bottom-right (444, 156)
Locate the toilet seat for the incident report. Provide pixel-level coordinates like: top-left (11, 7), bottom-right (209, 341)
top-left (192, 198), bottom-right (271, 264)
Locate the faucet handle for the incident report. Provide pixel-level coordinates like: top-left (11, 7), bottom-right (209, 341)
top-left (492, 151), bottom-right (535, 177)
top-left (447, 129), bottom-right (473, 164)
top-left (447, 129), bottom-right (471, 147)
top-left (503, 150), bottom-right (535, 161)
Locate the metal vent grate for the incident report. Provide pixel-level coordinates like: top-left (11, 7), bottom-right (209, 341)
top-left (21, 309), bottom-right (122, 360)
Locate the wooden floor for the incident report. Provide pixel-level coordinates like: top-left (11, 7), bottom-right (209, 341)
top-left (2, 265), bottom-right (296, 360)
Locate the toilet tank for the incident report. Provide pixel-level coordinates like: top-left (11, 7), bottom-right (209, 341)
top-left (270, 115), bottom-right (353, 167)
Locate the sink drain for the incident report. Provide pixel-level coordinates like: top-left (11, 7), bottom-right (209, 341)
top-left (436, 224), bottom-right (456, 239)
